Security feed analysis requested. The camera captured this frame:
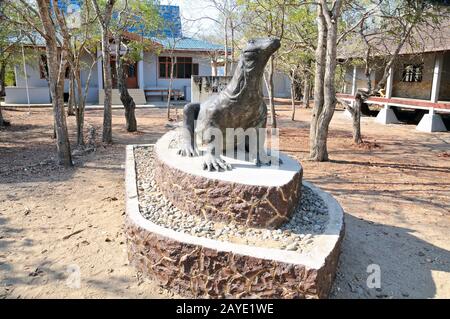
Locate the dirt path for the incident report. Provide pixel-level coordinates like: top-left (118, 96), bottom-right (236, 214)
top-left (0, 105), bottom-right (449, 298)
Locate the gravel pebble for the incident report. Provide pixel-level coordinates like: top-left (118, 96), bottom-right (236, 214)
top-left (134, 146), bottom-right (329, 252)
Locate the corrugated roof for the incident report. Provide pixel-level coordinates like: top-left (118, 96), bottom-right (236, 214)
top-left (11, 34), bottom-right (225, 53)
top-left (150, 37), bottom-right (225, 52)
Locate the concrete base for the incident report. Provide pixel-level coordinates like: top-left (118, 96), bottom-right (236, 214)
top-left (416, 114), bottom-right (447, 132)
top-left (376, 107), bottom-right (399, 124)
top-left (125, 145), bottom-right (344, 298)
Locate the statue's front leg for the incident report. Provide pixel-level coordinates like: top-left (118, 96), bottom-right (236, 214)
top-left (177, 103), bottom-right (200, 157)
top-left (202, 129), bottom-right (232, 171)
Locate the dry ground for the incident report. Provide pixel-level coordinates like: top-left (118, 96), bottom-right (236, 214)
top-left (0, 103), bottom-right (449, 299)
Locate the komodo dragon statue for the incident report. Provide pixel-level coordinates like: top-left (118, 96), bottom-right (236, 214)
top-left (177, 37), bottom-right (281, 171)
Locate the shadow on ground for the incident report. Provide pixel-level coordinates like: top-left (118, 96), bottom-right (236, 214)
top-left (331, 214), bottom-right (450, 298)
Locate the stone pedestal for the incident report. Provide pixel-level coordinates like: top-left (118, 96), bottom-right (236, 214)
top-left (153, 131), bottom-right (303, 228)
top-left (125, 140), bottom-right (345, 299)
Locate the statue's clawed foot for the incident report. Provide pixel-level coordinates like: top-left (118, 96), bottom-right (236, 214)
top-left (177, 144), bottom-right (199, 157)
top-left (202, 154), bottom-right (232, 171)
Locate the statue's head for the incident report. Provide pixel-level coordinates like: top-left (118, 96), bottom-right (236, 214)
top-left (226, 37), bottom-right (281, 98)
top-left (242, 37), bottom-right (281, 72)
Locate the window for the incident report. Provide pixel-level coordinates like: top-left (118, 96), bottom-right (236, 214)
top-left (176, 57), bottom-right (192, 78)
top-left (193, 63), bottom-right (199, 76)
top-left (402, 64), bottom-right (422, 82)
top-left (159, 56), bottom-right (199, 79)
top-left (159, 56), bottom-right (172, 78)
top-left (40, 54), bottom-right (71, 79)
top-left (39, 55), bottom-right (48, 79)
top-left (65, 65), bottom-right (71, 79)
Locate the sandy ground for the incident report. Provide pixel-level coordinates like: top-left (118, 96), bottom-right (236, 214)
top-left (0, 103), bottom-right (449, 299)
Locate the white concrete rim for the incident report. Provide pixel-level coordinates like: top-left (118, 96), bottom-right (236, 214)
top-left (126, 144), bottom-right (344, 270)
top-left (154, 131), bottom-right (303, 187)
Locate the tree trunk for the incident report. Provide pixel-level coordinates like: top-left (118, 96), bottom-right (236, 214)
top-left (75, 68), bottom-right (85, 145)
top-left (303, 76), bottom-right (310, 108)
top-left (67, 71), bottom-right (75, 116)
top-left (0, 107), bottom-right (4, 126)
top-left (51, 69), bottom-right (72, 166)
top-left (351, 52), bottom-right (370, 145)
top-left (91, 0), bottom-right (115, 143)
top-left (49, 52), bottom-right (72, 166)
top-left (0, 63), bottom-right (6, 98)
top-left (318, 12), bottom-right (339, 161)
top-left (115, 37), bottom-right (137, 132)
top-left (351, 24), bottom-right (413, 143)
top-left (309, 2), bottom-right (342, 162)
top-left (224, 18), bottom-right (228, 76)
top-left (37, 0), bottom-right (72, 167)
top-left (267, 55), bottom-right (276, 128)
top-left (101, 31), bottom-right (113, 143)
top-left (166, 56), bottom-right (175, 120)
top-left (309, 6), bottom-right (327, 160)
top-left (0, 63), bottom-right (8, 126)
top-left (352, 96), bottom-right (362, 144)
top-left (0, 104), bottom-right (8, 126)
top-left (230, 19), bottom-right (235, 73)
top-left (290, 78), bottom-right (296, 121)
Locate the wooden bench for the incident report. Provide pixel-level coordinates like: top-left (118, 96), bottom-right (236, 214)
top-left (144, 88), bottom-right (183, 101)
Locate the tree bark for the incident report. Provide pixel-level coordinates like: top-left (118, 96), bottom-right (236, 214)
top-left (351, 50), bottom-right (370, 144)
top-left (303, 76), bottom-right (310, 108)
top-left (0, 63), bottom-right (6, 98)
top-left (230, 19), bottom-right (235, 73)
top-left (37, 0), bottom-right (72, 167)
top-left (0, 63), bottom-right (8, 126)
top-left (309, 1), bottom-right (342, 162)
top-left (319, 8), bottom-right (339, 160)
top-left (115, 37), bottom-right (137, 132)
top-left (290, 77), bottom-right (296, 121)
top-left (352, 93), bottom-right (362, 144)
top-left (309, 5), bottom-right (327, 160)
top-left (0, 107), bottom-right (5, 126)
top-left (166, 55), bottom-right (176, 120)
top-left (74, 68), bottom-right (85, 145)
top-left (92, 0), bottom-right (116, 144)
top-left (67, 71), bottom-right (75, 116)
top-left (224, 17), bottom-right (229, 76)
top-left (101, 31), bottom-right (113, 143)
top-left (267, 55), bottom-right (276, 128)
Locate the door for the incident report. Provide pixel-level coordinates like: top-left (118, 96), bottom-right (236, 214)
top-left (125, 63), bottom-right (138, 89)
top-left (109, 60), bottom-right (138, 89)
